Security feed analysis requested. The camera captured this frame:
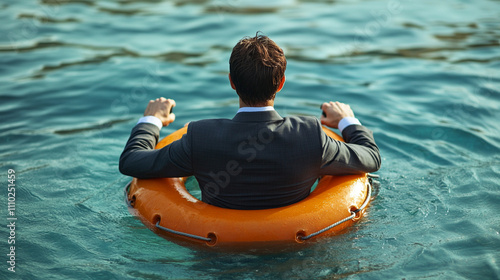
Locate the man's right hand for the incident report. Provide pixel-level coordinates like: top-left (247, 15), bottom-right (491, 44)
top-left (144, 97), bottom-right (176, 127)
top-left (320, 101), bottom-right (355, 129)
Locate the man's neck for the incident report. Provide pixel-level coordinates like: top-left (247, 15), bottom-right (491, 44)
top-left (239, 99), bottom-right (274, 108)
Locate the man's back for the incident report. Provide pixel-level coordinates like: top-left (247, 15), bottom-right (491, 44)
top-left (120, 110), bottom-right (380, 209)
top-left (190, 111), bottom-right (323, 209)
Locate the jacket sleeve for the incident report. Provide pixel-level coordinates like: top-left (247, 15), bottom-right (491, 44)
top-left (119, 123), bottom-right (193, 179)
top-left (319, 124), bottom-right (381, 175)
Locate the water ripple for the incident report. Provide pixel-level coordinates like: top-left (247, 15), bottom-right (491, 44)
top-left (18, 13), bottom-right (80, 23)
top-left (290, 41), bottom-right (500, 64)
top-left (204, 5), bottom-right (281, 15)
top-left (0, 40), bottom-right (219, 78)
top-left (54, 118), bottom-right (133, 135)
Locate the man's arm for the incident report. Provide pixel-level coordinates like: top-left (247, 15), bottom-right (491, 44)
top-left (119, 98), bottom-right (193, 179)
top-left (319, 101), bottom-right (381, 175)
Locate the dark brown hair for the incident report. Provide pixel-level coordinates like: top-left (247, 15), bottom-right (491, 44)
top-left (229, 33), bottom-right (287, 106)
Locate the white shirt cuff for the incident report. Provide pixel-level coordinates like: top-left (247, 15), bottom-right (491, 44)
top-left (137, 116), bottom-right (163, 130)
top-left (338, 117), bottom-right (361, 133)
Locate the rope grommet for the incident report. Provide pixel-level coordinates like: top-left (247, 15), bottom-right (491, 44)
top-left (153, 214), bottom-right (161, 225)
top-left (295, 230), bottom-right (307, 243)
top-left (124, 182), bottom-right (136, 208)
top-left (206, 232), bottom-right (217, 246)
top-left (129, 195), bottom-right (136, 208)
top-left (349, 206), bottom-right (362, 220)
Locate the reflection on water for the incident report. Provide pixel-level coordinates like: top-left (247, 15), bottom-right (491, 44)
top-left (41, 0), bottom-right (96, 6)
top-left (3, 36), bottom-right (498, 79)
top-left (204, 5), bottom-right (281, 15)
top-left (3, 0), bottom-right (499, 77)
top-left (0, 40), bottom-right (218, 78)
top-left (18, 13), bottom-right (81, 23)
top-left (96, 6), bottom-right (153, 16)
top-left (54, 118), bottom-right (132, 135)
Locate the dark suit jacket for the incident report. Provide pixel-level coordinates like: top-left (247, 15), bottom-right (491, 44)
top-left (119, 111), bottom-right (381, 209)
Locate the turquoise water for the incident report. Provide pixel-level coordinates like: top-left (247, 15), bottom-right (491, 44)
top-left (1, 0), bottom-right (500, 278)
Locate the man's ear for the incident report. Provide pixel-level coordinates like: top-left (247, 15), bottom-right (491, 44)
top-left (229, 73), bottom-right (236, 90)
top-left (276, 76), bottom-right (286, 93)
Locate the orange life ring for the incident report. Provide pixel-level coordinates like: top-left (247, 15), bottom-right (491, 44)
top-left (126, 126), bottom-right (372, 248)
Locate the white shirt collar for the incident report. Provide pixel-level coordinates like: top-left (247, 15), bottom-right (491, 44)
top-left (237, 106), bottom-right (275, 113)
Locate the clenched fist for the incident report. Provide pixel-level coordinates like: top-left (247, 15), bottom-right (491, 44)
top-left (320, 101), bottom-right (355, 129)
top-left (144, 97), bottom-right (176, 127)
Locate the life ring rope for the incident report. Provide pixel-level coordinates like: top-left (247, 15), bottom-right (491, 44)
top-left (155, 221), bottom-right (213, 242)
top-left (298, 178), bottom-right (373, 241)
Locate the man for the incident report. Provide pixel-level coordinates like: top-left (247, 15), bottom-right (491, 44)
top-left (119, 34), bottom-right (381, 210)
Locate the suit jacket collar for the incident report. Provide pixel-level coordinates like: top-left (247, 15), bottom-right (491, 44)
top-left (232, 110), bottom-right (284, 123)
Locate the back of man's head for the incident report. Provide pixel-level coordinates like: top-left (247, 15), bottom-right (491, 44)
top-left (229, 33), bottom-right (287, 106)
